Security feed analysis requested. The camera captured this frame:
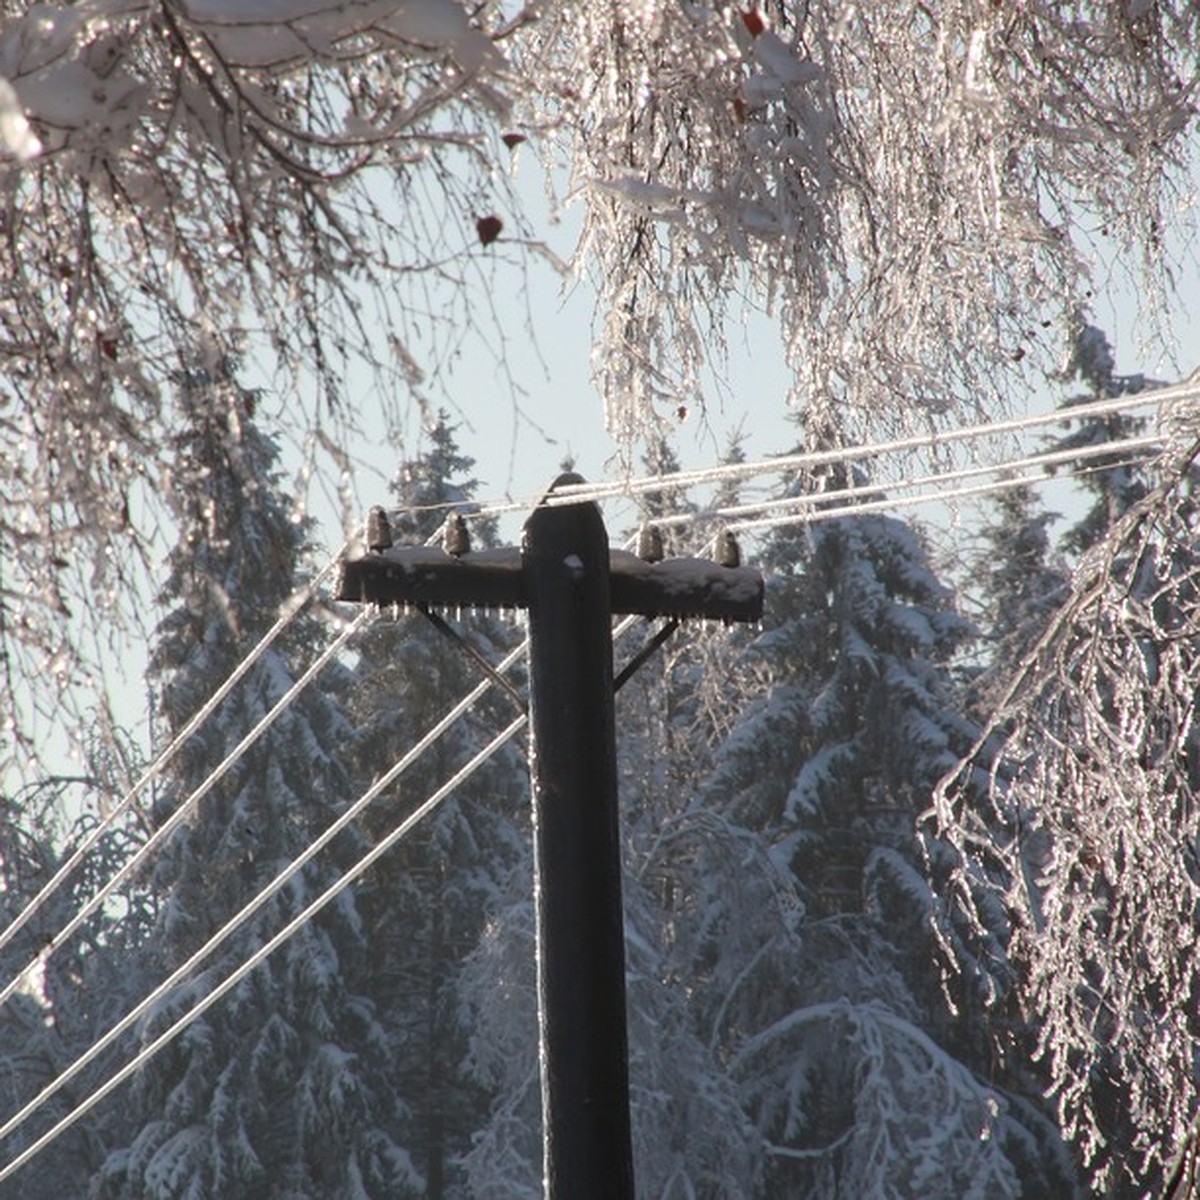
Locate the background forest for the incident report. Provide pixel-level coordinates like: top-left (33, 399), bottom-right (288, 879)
top-left (1, 2), bottom-right (1199, 1198)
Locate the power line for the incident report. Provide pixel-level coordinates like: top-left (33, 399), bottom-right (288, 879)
top-left (1, 608), bottom-right (643, 1160)
top-left (0, 603), bottom-right (369, 1011)
top-left (0, 634), bottom-right (531, 1152)
top-left (0, 405), bottom-right (1174, 1162)
top-left (447, 384), bottom-right (1186, 522)
top-left (0, 494), bottom-right (459, 983)
top-left (652, 433), bottom-right (1161, 529)
top-left (3, 413), bottom-right (1158, 1172)
top-left (727, 455), bottom-right (1153, 536)
top-left (0, 713), bottom-right (529, 1186)
top-left (0, 382), bottom-right (1181, 1176)
top-left (0, 553), bottom-right (347, 964)
top-left (1, 411), bottom-right (1164, 993)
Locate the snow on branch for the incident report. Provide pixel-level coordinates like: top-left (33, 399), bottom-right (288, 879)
top-left (517, 2), bottom-right (1198, 443)
top-left (730, 999), bottom-right (1021, 1198)
top-left (0, 0), bottom-right (511, 771)
top-left (933, 432), bottom-right (1200, 1193)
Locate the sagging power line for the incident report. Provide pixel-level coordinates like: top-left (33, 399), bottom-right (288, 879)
top-left (0, 554), bottom-right (350, 966)
top-left (0, 603), bottom-right (369, 1011)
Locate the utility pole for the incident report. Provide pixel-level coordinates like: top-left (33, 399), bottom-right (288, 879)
top-left (337, 474), bottom-right (763, 1199)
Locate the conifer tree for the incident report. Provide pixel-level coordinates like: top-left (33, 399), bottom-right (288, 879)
top-left (696, 446), bottom-right (1076, 1196)
top-left (968, 484), bottom-right (1069, 713)
top-left (96, 363), bottom-right (418, 1200)
top-left (347, 412), bottom-right (527, 1199)
top-left (1052, 321), bottom-right (1154, 558)
top-left (0, 777), bottom-right (117, 1198)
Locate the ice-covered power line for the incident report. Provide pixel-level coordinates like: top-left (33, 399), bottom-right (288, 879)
top-left (726, 456), bottom-right (1155, 536)
top-left (0, 553), bottom-right (347, 965)
top-left (0, 607), bottom-right (644, 1161)
top-left (650, 433), bottom-right (1162, 529)
top-left (0, 634), bottom-right (532, 1152)
top-left (0, 712), bottom-right (529, 1187)
top-left (437, 382), bottom-right (1190, 522)
top-left (2, 414), bottom-right (1161, 990)
top-left (0, 602), bottom-right (369, 1011)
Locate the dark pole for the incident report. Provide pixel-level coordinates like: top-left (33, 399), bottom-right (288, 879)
top-left (523, 475), bottom-right (635, 1199)
top-left (337, 476), bottom-right (762, 1199)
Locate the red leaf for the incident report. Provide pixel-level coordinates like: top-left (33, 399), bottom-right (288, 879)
top-left (501, 132), bottom-right (526, 149)
top-left (740, 8), bottom-right (765, 36)
top-left (475, 214), bottom-right (503, 246)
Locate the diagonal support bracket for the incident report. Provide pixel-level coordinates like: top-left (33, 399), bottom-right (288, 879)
top-left (415, 603), bottom-right (526, 713)
top-left (613, 618), bottom-right (681, 694)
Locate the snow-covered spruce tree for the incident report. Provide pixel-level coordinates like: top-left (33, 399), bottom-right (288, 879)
top-left (966, 482), bottom-right (1069, 715)
top-left (694, 445), bottom-right (1076, 1196)
top-left (95, 364), bottom-right (419, 1199)
top-left (346, 413), bottom-right (528, 1199)
top-left (1050, 321), bottom-right (1156, 560)
top-left (0, 776), bottom-right (118, 1198)
top-left (934, 424), bottom-right (1200, 1196)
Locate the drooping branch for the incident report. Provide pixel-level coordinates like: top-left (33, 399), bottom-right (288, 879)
top-left (932, 415), bottom-right (1200, 1192)
top-left (0, 0), bottom-right (515, 774)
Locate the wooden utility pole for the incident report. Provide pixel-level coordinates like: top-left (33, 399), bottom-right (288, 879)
top-left (337, 475), bottom-right (763, 1199)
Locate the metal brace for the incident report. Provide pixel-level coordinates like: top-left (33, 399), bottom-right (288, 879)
top-left (416, 603), bottom-right (527, 713)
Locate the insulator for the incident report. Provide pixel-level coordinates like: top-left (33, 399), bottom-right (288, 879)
top-left (366, 505), bottom-right (393, 553)
top-left (714, 529), bottom-right (741, 568)
top-left (637, 523), bottom-right (664, 563)
top-left (442, 512), bottom-right (471, 557)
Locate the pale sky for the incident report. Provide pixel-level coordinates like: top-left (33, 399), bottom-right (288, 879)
top-left (315, 150), bottom-right (1200, 558)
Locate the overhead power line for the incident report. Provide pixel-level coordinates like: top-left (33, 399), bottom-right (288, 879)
top-left (0, 712), bottom-right (529, 1187)
top-left (727, 455), bottom-right (1154, 536)
top-left (0, 406), bottom-right (1168, 1002)
top-left (0, 613), bottom-right (650, 1166)
top-left (653, 433), bottom-right (1161, 530)
top-left (0, 552), bottom-right (347, 964)
top-left (0, 634), bottom-right (531, 1152)
top-left (0, 603), bottom-right (369, 1011)
top-left (0, 390), bottom-right (1180, 1169)
top-left (14, 516), bottom-right (452, 990)
top-left (446, 384), bottom-right (1187, 522)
